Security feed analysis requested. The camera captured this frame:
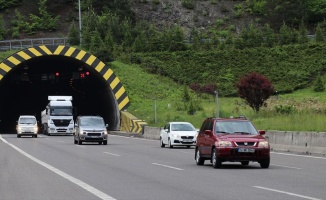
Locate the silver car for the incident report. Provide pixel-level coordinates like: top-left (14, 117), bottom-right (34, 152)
top-left (74, 116), bottom-right (108, 145)
top-left (16, 115), bottom-right (38, 138)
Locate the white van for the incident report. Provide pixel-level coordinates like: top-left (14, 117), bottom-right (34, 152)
top-left (16, 115), bottom-right (38, 138)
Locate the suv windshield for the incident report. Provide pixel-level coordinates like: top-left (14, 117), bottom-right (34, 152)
top-left (215, 121), bottom-right (258, 135)
top-left (80, 117), bottom-right (104, 126)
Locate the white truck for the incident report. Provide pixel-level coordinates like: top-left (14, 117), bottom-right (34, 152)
top-left (41, 96), bottom-right (75, 136)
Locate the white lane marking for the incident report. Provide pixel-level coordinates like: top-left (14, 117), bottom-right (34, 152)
top-left (57, 141), bottom-right (65, 143)
top-left (152, 163), bottom-right (184, 171)
top-left (0, 135), bottom-right (116, 200)
top-left (271, 152), bottom-right (326, 160)
top-left (76, 145), bottom-right (86, 148)
top-left (270, 164), bottom-right (302, 169)
top-left (180, 151), bottom-right (194, 154)
top-left (109, 135), bottom-right (152, 141)
top-left (253, 186), bottom-right (321, 200)
top-left (103, 152), bottom-right (120, 157)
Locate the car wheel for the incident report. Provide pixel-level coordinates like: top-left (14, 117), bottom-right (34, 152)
top-left (168, 138), bottom-right (173, 148)
top-left (260, 157), bottom-right (270, 168)
top-left (212, 149), bottom-right (222, 168)
top-left (78, 136), bottom-right (82, 145)
top-left (98, 142), bottom-right (102, 145)
top-left (195, 148), bottom-right (205, 165)
top-left (35, 135), bottom-right (38, 138)
top-left (241, 161), bottom-right (249, 166)
top-left (103, 141), bottom-right (107, 145)
top-left (160, 137), bottom-right (165, 148)
top-left (74, 137), bottom-right (77, 144)
top-left (17, 135), bottom-right (21, 138)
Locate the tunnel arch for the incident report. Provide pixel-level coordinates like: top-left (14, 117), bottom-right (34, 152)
top-left (0, 45), bottom-right (129, 132)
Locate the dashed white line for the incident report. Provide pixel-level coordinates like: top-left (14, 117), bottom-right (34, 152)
top-left (180, 151), bottom-right (194, 154)
top-left (270, 164), bottom-right (302, 169)
top-left (103, 152), bottom-right (120, 156)
top-left (152, 163), bottom-right (184, 171)
top-left (76, 145), bottom-right (86, 148)
top-left (253, 186), bottom-right (322, 200)
top-left (57, 141), bottom-right (65, 143)
top-left (271, 152), bottom-right (326, 160)
top-left (0, 135), bottom-right (116, 200)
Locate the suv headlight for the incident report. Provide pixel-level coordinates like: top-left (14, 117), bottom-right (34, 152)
top-left (258, 141), bottom-right (269, 148)
top-left (104, 130), bottom-right (108, 135)
top-left (218, 141), bottom-right (232, 147)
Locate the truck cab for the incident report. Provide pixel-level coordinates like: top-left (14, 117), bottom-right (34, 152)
top-left (41, 96), bottom-right (76, 136)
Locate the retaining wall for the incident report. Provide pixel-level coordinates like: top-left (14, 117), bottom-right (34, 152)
top-left (141, 127), bottom-right (326, 156)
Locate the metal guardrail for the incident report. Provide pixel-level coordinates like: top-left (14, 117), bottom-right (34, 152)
top-left (0, 38), bottom-right (69, 51)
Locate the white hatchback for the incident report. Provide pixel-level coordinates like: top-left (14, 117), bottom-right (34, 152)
top-left (160, 122), bottom-right (198, 148)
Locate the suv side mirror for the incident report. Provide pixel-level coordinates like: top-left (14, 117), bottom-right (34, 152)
top-left (259, 130), bottom-right (266, 135)
top-left (205, 130), bottom-right (213, 136)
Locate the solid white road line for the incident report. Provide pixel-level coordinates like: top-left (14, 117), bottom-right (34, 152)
top-left (270, 164), bottom-right (302, 169)
top-left (0, 135), bottom-right (116, 200)
top-left (253, 186), bottom-right (322, 200)
top-left (103, 152), bottom-right (120, 156)
top-left (152, 163), bottom-right (184, 171)
top-left (271, 152), bottom-right (326, 160)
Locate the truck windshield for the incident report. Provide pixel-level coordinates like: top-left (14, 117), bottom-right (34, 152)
top-left (50, 107), bottom-right (73, 116)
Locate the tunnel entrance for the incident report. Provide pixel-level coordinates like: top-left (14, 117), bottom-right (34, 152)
top-left (0, 45), bottom-right (129, 132)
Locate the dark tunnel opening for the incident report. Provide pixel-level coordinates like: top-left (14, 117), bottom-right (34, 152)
top-left (0, 55), bottom-right (120, 133)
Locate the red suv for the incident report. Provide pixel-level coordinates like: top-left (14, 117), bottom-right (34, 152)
top-left (195, 117), bottom-right (270, 168)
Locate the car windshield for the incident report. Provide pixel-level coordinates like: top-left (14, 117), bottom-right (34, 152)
top-left (215, 121), bottom-right (258, 135)
top-left (171, 123), bottom-right (196, 131)
top-left (19, 118), bottom-right (36, 124)
top-left (80, 117), bottom-right (104, 126)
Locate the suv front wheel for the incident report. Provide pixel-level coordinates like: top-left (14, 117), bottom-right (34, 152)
top-left (195, 148), bottom-right (204, 165)
top-left (212, 149), bottom-right (222, 168)
top-left (260, 157), bottom-right (270, 168)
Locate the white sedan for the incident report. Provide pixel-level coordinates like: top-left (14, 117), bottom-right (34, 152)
top-left (160, 122), bottom-right (198, 148)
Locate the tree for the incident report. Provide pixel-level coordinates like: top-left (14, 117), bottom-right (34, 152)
top-left (315, 23), bottom-right (325, 43)
top-left (236, 72), bottom-right (274, 112)
top-left (313, 73), bottom-right (325, 92)
top-left (67, 21), bottom-right (80, 45)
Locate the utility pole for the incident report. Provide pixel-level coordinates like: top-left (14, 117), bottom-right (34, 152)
top-left (78, 0), bottom-right (82, 45)
top-left (214, 90), bottom-right (219, 118)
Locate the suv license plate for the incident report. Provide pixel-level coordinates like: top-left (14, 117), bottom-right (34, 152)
top-left (183, 139), bottom-right (192, 142)
top-left (238, 148), bottom-right (255, 153)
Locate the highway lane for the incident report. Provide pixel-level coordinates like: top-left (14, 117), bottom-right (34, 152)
top-left (0, 133), bottom-right (325, 200)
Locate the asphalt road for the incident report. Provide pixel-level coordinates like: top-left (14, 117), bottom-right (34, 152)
top-left (0, 133), bottom-right (325, 200)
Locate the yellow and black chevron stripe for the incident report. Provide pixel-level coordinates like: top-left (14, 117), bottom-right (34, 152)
top-left (120, 111), bottom-right (148, 133)
top-left (0, 45), bottom-right (129, 111)
top-left (131, 119), bottom-right (148, 134)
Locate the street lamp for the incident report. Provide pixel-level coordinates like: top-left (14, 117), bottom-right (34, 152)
top-left (214, 90), bottom-right (219, 118)
top-left (78, 0), bottom-right (82, 45)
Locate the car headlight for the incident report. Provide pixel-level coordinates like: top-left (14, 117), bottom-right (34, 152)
top-left (79, 129), bottom-right (85, 134)
top-left (33, 126), bottom-right (38, 132)
top-left (218, 141), bottom-right (232, 147)
top-left (258, 141), bottom-right (269, 148)
top-left (104, 130), bottom-right (108, 135)
top-left (171, 133), bottom-right (180, 139)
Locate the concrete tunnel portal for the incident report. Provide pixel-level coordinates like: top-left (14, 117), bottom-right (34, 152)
top-left (0, 45), bottom-right (129, 132)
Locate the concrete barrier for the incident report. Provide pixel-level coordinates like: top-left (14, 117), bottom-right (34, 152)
top-left (111, 127), bottom-right (326, 157)
top-left (265, 131), bottom-right (326, 156)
